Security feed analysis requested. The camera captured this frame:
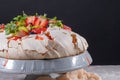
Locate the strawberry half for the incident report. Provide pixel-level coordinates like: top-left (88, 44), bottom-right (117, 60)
top-left (31, 28), bottom-right (47, 34)
top-left (31, 28), bottom-right (42, 34)
top-left (25, 16), bottom-right (36, 26)
top-left (0, 24), bottom-right (5, 29)
top-left (8, 36), bottom-right (21, 40)
top-left (0, 24), bottom-right (5, 32)
top-left (39, 18), bottom-right (48, 28)
top-left (40, 27), bottom-right (47, 32)
top-left (45, 32), bottom-right (54, 40)
top-left (63, 25), bottom-right (72, 31)
top-left (34, 17), bottom-right (41, 26)
top-left (16, 30), bottom-right (29, 37)
top-left (35, 35), bottom-right (44, 40)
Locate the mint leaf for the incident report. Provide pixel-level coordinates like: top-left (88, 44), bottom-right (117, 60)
top-left (5, 22), bottom-right (18, 35)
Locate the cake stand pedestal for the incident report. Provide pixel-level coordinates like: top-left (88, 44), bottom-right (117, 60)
top-left (0, 51), bottom-right (92, 80)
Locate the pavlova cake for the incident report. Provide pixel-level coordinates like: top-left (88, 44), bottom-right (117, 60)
top-left (0, 13), bottom-right (88, 60)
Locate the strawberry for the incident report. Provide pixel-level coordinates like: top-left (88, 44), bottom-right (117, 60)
top-left (16, 30), bottom-right (29, 37)
top-left (35, 35), bottom-right (44, 40)
top-left (25, 16), bottom-right (36, 26)
top-left (31, 28), bottom-right (47, 34)
top-left (0, 24), bottom-right (5, 32)
top-left (34, 17), bottom-right (41, 26)
top-left (39, 18), bottom-right (48, 28)
top-left (25, 16), bottom-right (48, 28)
top-left (8, 36), bottom-right (21, 40)
top-left (0, 24), bottom-right (5, 29)
top-left (31, 28), bottom-right (42, 34)
top-left (40, 27), bottom-right (47, 32)
top-left (63, 25), bottom-right (72, 31)
top-left (45, 32), bottom-right (54, 40)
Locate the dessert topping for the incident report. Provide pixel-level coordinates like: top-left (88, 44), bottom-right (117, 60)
top-left (45, 32), bottom-right (54, 40)
top-left (1, 13), bottom-right (72, 40)
top-left (63, 25), bottom-right (72, 31)
top-left (35, 35), bottom-right (44, 40)
top-left (0, 24), bottom-right (5, 32)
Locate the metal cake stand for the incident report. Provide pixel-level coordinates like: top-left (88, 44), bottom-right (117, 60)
top-left (0, 51), bottom-right (92, 80)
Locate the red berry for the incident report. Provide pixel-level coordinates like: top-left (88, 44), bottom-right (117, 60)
top-left (0, 24), bottom-right (5, 29)
top-left (34, 17), bottom-right (41, 26)
top-left (40, 19), bottom-right (48, 27)
top-left (31, 28), bottom-right (42, 34)
top-left (16, 30), bottom-right (29, 37)
top-left (41, 28), bottom-right (47, 32)
top-left (8, 36), bottom-right (21, 40)
top-left (25, 16), bottom-right (36, 26)
top-left (35, 35), bottom-right (44, 40)
top-left (63, 25), bottom-right (72, 31)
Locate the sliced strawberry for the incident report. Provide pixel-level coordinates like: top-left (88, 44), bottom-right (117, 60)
top-left (31, 28), bottom-right (47, 34)
top-left (34, 17), bottom-right (41, 26)
top-left (45, 32), bottom-right (54, 40)
top-left (0, 24), bottom-right (5, 32)
top-left (21, 30), bottom-right (29, 35)
top-left (63, 25), bottom-right (72, 31)
top-left (35, 35), bottom-right (44, 40)
top-left (39, 19), bottom-right (48, 28)
top-left (41, 28), bottom-right (47, 32)
top-left (25, 16), bottom-right (36, 26)
top-left (0, 24), bottom-right (5, 29)
top-left (31, 28), bottom-right (42, 34)
top-left (16, 30), bottom-right (29, 37)
top-left (8, 36), bottom-right (21, 40)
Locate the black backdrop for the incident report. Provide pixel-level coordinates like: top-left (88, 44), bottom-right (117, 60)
top-left (0, 0), bottom-right (120, 65)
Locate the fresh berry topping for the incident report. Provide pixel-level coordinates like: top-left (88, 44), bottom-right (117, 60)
top-left (35, 35), bottom-right (44, 40)
top-left (0, 24), bottom-right (5, 32)
top-left (31, 28), bottom-right (47, 34)
top-left (45, 32), bottom-right (54, 40)
top-left (31, 28), bottom-right (42, 34)
top-left (39, 18), bottom-right (48, 27)
top-left (34, 17), bottom-right (41, 26)
top-left (25, 16), bottom-right (36, 26)
top-left (8, 36), bottom-right (21, 40)
top-left (4, 13), bottom-right (72, 38)
top-left (63, 25), bottom-right (72, 31)
top-left (16, 30), bottom-right (29, 37)
top-left (0, 24), bottom-right (5, 29)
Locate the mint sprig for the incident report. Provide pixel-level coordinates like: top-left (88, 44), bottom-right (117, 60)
top-left (5, 13), bottom-right (28, 35)
top-left (13, 13), bottom-right (27, 22)
top-left (4, 13), bottom-right (65, 36)
top-left (49, 17), bottom-right (63, 28)
top-left (5, 22), bottom-right (18, 35)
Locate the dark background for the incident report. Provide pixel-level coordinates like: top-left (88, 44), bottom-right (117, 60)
top-left (0, 0), bottom-right (120, 65)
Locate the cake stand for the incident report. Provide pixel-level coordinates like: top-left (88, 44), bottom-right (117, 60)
top-left (0, 51), bottom-right (92, 80)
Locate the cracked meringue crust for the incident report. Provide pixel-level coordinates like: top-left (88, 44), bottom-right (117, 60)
top-left (0, 27), bottom-right (88, 60)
